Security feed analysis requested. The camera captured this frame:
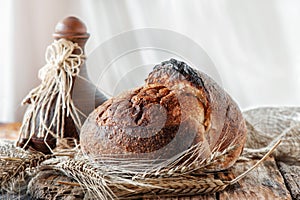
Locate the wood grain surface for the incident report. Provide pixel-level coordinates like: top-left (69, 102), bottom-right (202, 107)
top-left (219, 157), bottom-right (291, 200)
top-left (277, 162), bottom-right (300, 200)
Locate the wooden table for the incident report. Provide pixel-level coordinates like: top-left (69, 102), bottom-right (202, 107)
top-left (0, 123), bottom-right (299, 200)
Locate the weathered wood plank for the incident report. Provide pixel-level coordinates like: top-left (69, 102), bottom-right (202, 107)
top-left (219, 157), bottom-right (292, 200)
top-left (277, 162), bottom-right (300, 200)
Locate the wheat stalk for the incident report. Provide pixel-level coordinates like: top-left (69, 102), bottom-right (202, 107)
top-left (58, 158), bottom-right (232, 199)
top-left (0, 152), bottom-right (53, 191)
top-left (57, 140), bottom-right (280, 199)
top-left (0, 141), bottom-right (61, 193)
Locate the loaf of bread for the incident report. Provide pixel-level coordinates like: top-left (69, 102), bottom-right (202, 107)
top-left (80, 59), bottom-right (247, 171)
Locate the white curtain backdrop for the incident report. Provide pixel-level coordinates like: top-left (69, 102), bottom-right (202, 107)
top-left (1, 0), bottom-right (300, 122)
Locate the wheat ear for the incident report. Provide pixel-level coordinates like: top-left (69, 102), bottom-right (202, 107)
top-left (57, 139), bottom-right (281, 199)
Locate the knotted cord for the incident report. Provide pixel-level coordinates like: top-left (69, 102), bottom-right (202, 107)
top-left (18, 38), bottom-right (85, 152)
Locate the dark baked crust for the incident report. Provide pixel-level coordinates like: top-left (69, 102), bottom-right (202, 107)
top-left (80, 59), bottom-right (247, 170)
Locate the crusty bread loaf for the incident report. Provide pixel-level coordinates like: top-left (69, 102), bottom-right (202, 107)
top-left (80, 59), bottom-right (247, 170)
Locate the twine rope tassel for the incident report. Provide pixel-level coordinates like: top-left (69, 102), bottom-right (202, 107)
top-left (18, 38), bottom-right (85, 150)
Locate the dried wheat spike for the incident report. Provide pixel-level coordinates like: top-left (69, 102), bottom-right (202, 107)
top-left (0, 143), bottom-right (53, 192)
top-left (57, 140), bottom-right (280, 199)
